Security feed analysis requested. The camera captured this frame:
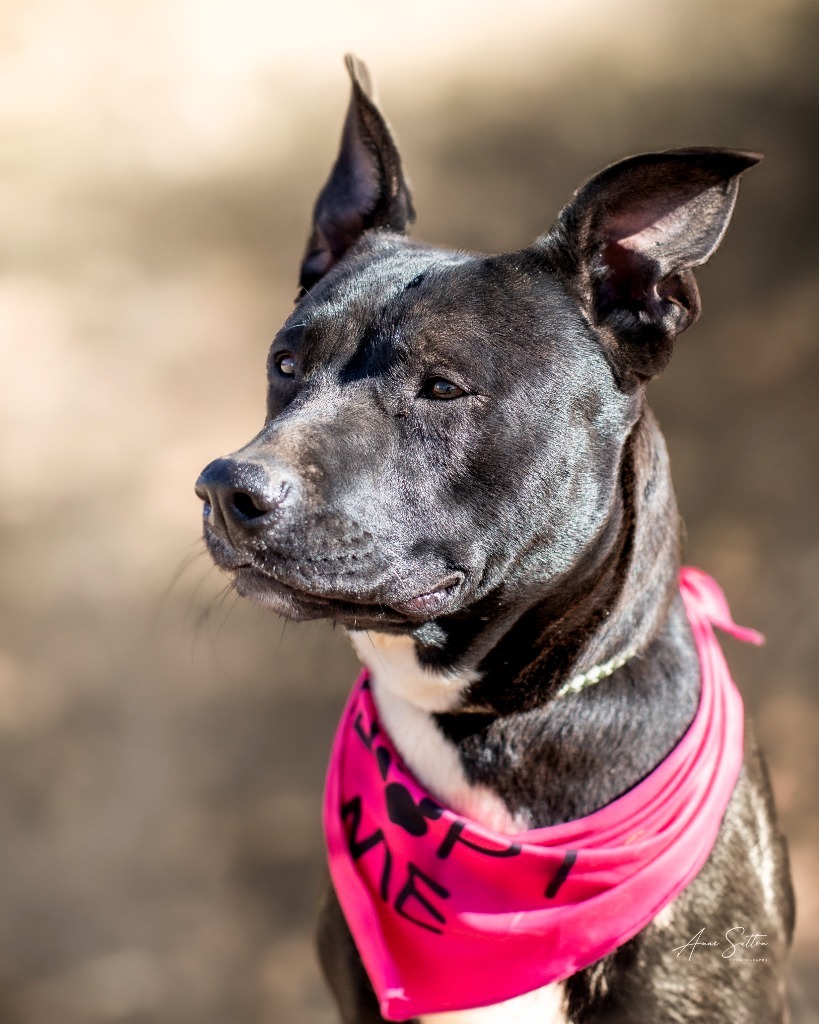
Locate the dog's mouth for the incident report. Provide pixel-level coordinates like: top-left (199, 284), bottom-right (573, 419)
top-left (204, 530), bottom-right (464, 626)
top-left (389, 579), bottom-right (463, 617)
top-left (233, 565), bottom-right (463, 627)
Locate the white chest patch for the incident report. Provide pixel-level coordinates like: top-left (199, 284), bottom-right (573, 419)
top-left (347, 631), bottom-right (525, 832)
top-left (345, 631), bottom-right (566, 1023)
top-left (348, 630), bottom-right (477, 713)
top-left (419, 982), bottom-right (569, 1024)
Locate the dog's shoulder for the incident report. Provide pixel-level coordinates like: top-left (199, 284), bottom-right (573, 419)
top-left (564, 731), bottom-right (794, 1023)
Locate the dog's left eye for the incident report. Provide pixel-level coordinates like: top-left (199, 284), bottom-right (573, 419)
top-left (275, 352), bottom-right (297, 377)
top-left (424, 378), bottom-right (466, 400)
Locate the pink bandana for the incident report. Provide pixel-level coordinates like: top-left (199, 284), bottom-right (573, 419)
top-left (323, 567), bottom-right (762, 1020)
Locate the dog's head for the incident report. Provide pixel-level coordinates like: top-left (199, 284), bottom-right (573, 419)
top-left (196, 56), bottom-right (758, 640)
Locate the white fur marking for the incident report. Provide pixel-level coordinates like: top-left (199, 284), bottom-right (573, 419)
top-left (651, 902), bottom-right (676, 932)
top-left (347, 631), bottom-right (563, 1020)
top-left (419, 981), bottom-right (568, 1024)
top-left (348, 631), bottom-right (477, 712)
top-left (349, 631), bottom-right (526, 832)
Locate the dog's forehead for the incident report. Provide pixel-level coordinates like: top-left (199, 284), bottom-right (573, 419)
top-left (297, 245), bottom-right (474, 337)
top-left (282, 240), bottom-right (578, 370)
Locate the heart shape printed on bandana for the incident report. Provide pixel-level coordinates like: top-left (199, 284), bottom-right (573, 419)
top-left (385, 783), bottom-right (444, 836)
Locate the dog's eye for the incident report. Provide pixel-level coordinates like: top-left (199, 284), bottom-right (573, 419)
top-left (275, 352), bottom-right (297, 377)
top-left (425, 378), bottom-right (466, 400)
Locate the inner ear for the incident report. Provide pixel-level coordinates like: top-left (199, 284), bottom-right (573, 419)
top-left (299, 55), bottom-right (415, 293)
top-left (545, 148), bottom-right (761, 383)
top-left (595, 176), bottom-right (737, 320)
top-left (596, 242), bottom-right (701, 329)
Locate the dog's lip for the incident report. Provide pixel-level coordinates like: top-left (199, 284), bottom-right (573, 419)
top-left (204, 526), bottom-right (465, 621)
top-left (388, 575), bottom-right (464, 616)
top-left (232, 561), bottom-right (464, 623)
top-left (234, 564), bottom-right (368, 616)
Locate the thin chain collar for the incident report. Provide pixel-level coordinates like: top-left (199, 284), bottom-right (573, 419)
top-left (457, 646), bottom-right (641, 713)
top-left (553, 646), bottom-right (640, 699)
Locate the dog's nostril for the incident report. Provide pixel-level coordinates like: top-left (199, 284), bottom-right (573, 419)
top-left (231, 490), bottom-right (270, 521)
top-left (197, 458), bottom-right (292, 531)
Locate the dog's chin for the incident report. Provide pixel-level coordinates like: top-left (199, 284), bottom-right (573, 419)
top-left (231, 565), bottom-right (464, 629)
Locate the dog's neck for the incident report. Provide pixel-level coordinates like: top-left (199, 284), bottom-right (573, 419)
top-left (470, 404), bottom-right (682, 712)
top-left (349, 406), bottom-right (701, 832)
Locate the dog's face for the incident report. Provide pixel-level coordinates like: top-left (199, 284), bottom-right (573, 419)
top-left (207, 240), bottom-right (637, 630)
top-left (196, 57), bottom-right (758, 639)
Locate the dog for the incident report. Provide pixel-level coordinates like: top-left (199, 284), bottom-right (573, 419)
top-left (196, 56), bottom-right (794, 1024)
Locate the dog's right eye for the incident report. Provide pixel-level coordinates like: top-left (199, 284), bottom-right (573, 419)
top-left (274, 352), bottom-right (297, 377)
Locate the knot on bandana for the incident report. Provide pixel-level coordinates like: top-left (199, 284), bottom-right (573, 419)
top-left (323, 568), bottom-right (761, 1020)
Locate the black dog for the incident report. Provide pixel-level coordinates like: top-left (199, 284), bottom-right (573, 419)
top-left (196, 57), bottom-right (793, 1024)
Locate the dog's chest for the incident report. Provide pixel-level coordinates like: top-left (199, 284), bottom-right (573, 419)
top-left (418, 983), bottom-right (569, 1024)
top-left (347, 631), bottom-right (526, 831)
top-left (347, 631), bottom-right (569, 1024)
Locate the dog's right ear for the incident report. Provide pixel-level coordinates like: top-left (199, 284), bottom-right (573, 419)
top-left (298, 55), bottom-right (415, 294)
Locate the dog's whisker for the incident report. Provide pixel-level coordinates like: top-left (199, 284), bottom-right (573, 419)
top-left (276, 615), bottom-right (289, 653)
top-left (365, 629), bottom-right (389, 680)
top-left (152, 543), bottom-right (210, 628)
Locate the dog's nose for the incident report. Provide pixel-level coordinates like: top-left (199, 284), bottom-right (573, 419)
top-left (195, 457), bottom-right (293, 544)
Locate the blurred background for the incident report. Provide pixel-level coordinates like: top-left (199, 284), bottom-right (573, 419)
top-left (0, 1), bottom-right (816, 1021)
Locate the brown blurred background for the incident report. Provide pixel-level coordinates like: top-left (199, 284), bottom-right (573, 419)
top-left (1, 2), bottom-right (817, 1022)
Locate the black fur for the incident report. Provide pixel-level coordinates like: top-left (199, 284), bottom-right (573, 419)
top-left (196, 57), bottom-right (793, 1023)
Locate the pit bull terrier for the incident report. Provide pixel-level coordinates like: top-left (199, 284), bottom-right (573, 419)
top-left (195, 56), bottom-right (794, 1024)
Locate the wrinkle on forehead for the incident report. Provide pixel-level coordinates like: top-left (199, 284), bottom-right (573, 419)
top-left (278, 242), bottom-right (597, 398)
top-left (284, 246), bottom-right (476, 373)
top-left (299, 244), bottom-right (474, 329)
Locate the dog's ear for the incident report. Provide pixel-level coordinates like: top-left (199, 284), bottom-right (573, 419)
top-left (298, 55), bottom-right (415, 293)
top-left (545, 148), bottom-right (761, 383)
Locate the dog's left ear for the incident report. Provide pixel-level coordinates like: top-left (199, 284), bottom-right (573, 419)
top-left (298, 55), bottom-right (415, 293)
top-left (544, 148), bottom-right (761, 383)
